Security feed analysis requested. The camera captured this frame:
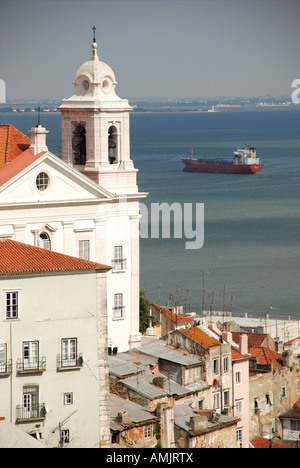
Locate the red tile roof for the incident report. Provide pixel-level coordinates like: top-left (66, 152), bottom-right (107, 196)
top-left (231, 348), bottom-right (249, 361)
top-left (179, 326), bottom-right (221, 349)
top-left (151, 303), bottom-right (194, 323)
top-left (231, 331), bottom-right (269, 350)
top-left (0, 239), bottom-right (111, 276)
top-left (251, 437), bottom-right (292, 449)
top-left (280, 398), bottom-right (300, 420)
top-left (0, 148), bottom-right (46, 187)
top-left (284, 336), bottom-right (300, 346)
top-left (249, 346), bottom-right (283, 369)
top-left (0, 124), bottom-right (31, 167)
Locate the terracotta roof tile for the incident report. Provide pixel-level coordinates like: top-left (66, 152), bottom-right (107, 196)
top-left (284, 336), bottom-right (300, 346)
top-left (179, 326), bottom-right (221, 348)
top-left (249, 346), bottom-right (283, 369)
top-left (0, 239), bottom-right (111, 276)
top-left (0, 124), bottom-right (31, 167)
top-left (280, 398), bottom-right (300, 420)
top-left (0, 148), bottom-right (46, 187)
top-left (151, 303), bottom-right (194, 323)
top-left (251, 437), bottom-right (292, 448)
top-left (231, 331), bottom-right (268, 350)
top-left (231, 348), bottom-right (249, 360)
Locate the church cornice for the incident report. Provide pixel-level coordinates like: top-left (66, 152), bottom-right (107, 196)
top-left (59, 101), bottom-right (133, 112)
top-left (0, 191), bottom-right (148, 210)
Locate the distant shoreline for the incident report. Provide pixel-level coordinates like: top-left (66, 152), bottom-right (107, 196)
top-left (1, 106), bottom-right (299, 116)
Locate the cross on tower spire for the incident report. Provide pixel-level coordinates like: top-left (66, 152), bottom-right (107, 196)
top-left (91, 25), bottom-right (98, 60)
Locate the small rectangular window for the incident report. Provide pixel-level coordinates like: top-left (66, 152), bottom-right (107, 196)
top-left (235, 399), bottom-right (243, 414)
top-left (63, 393), bottom-right (74, 405)
top-left (113, 246), bottom-right (126, 270)
top-left (213, 392), bottom-right (220, 410)
top-left (237, 428), bottom-right (243, 442)
top-left (60, 429), bottom-right (70, 447)
top-left (6, 291), bottom-right (19, 319)
top-left (113, 293), bottom-right (124, 318)
top-left (79, 240), bottom-right (90, 261)
top-left (23, 341), bottom-right (39, 371)
top-left (61, 338), bottom-right (77, 367)
top-left (235, 371), bottom-right (241, 385)
top-left (213, 359), bottom-right (219, 375)
top-left (198, 399), bottom-right (204, 410)
top-left (22, 385), bottom-right (39, 419)
top-left (144, 425), bottom-right (152, 439)
top-left (223, 390), bottom-right (230, 407)
top-left (291, 420), bottom-right (300, 431)
top-left (0, 343), bottom-right (7, 373)
top-left (223, 356), bottom-right (229, 373)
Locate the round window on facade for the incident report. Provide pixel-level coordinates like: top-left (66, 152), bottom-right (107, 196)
top-left (102, 77), bottom-right (112, 93)
top-left (81, 80), bottom-right (90, 91)
top-left (36, 172), bottom-right (49, 192)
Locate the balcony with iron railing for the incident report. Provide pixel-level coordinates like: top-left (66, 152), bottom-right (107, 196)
top-left (16, 357), bottom-right (46, 374)
top-left (111, 258), bottom-right (127, 271)
top-left (0, 359), bottom-right (12, 377)
top-left (112, 306), bottom-right (125, 320)
top-left (16, 404), bottom-right (46, 423)
top-left (56, 353), bottom-right (83, 371)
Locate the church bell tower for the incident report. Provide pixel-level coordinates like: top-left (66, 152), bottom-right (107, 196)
top-left (59, 28), bottom-right (146, 352)
top-left (59, 28), bottom-right (138, 194)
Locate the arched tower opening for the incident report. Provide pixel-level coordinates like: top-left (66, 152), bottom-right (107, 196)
top-left (72, 125), bottom-right (86, 165)
top-left (108, 125), bottom-right (117, 164)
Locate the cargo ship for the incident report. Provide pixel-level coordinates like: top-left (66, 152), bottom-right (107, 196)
top-left (181, 145), bottom-right (263, 174)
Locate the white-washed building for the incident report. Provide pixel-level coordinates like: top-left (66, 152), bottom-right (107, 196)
top-left (0, 239), bottom-right (111, 448)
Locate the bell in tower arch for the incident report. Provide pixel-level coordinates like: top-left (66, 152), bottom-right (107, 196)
top-left (108, 126), bottom-right (117, 164)
top-left (72, 125), bottom-right (86, 165)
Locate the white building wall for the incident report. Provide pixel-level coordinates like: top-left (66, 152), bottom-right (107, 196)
top-left (0, 190), bottom-right (141, 351)
top-left (0, 271), bottom-right (110, 448)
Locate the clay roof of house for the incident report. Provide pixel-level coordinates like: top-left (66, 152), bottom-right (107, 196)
top-left (249, 346), bottom-right (283, 369)
top-left (280, 398), bottom-right (300, 420)
top-left (0, 124), bottom-right (31, 167)
top-left (0, 239), bottom-right (111, 276)
top-left (284, 336), bottom-right (300, 346)
top-left (231, 348), bottom-right (249, 361)
top-left (151, 303), bottom-right (194, 323)
top-left (0, 148), bottom-right (46, 187)
top-left (231, 331), bottom-right (269, 350)
top-left (179, 326), bottom-right (221, 349)
top-left (251, 437), bottom-right (292, 449)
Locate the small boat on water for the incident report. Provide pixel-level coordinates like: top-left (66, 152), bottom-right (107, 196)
top-left (181, 144), bottom-right (263, 174)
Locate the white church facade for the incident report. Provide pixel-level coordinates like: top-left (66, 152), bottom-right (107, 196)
top-left (0, 38), bottom-right (147, 352)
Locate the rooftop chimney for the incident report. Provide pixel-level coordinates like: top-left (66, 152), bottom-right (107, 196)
top-left (115, 411), bottom-right (132, 426)
top-left (29, 125), bottom-right (48, 155)
top-left (239, 334), bottom-right (248, 355)
top-left (153, 376), bottom-right (168, 390)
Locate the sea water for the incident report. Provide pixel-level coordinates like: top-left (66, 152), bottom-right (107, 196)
top-left (1, 109), bottom-right (299, 319)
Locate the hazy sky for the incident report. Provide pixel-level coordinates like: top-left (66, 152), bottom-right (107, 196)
top-left (0, 0), bottom-right (299, 100)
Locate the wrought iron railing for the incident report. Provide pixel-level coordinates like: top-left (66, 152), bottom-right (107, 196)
top-left (16, 357), bottom-right (46, 373)
top-left (56, 353), bottom-right (83, 370)
top-left (0, 359), bottom-right (12, 376)
top-left (16, 404), bottom-right (46, 422)
top-left (111, 258), bottom-right (127, 270)
top-left (112, 306), bottom-right (125, 319)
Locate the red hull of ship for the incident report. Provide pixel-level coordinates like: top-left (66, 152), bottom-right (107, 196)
top-left (182, 159), bottom-right (263, 174)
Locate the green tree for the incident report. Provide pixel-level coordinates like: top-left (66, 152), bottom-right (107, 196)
top-left (139, 290), bottom-right (160, 334)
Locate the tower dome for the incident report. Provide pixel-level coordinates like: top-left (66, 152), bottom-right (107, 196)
top-left (72, 41), bottom-right (119, 100)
